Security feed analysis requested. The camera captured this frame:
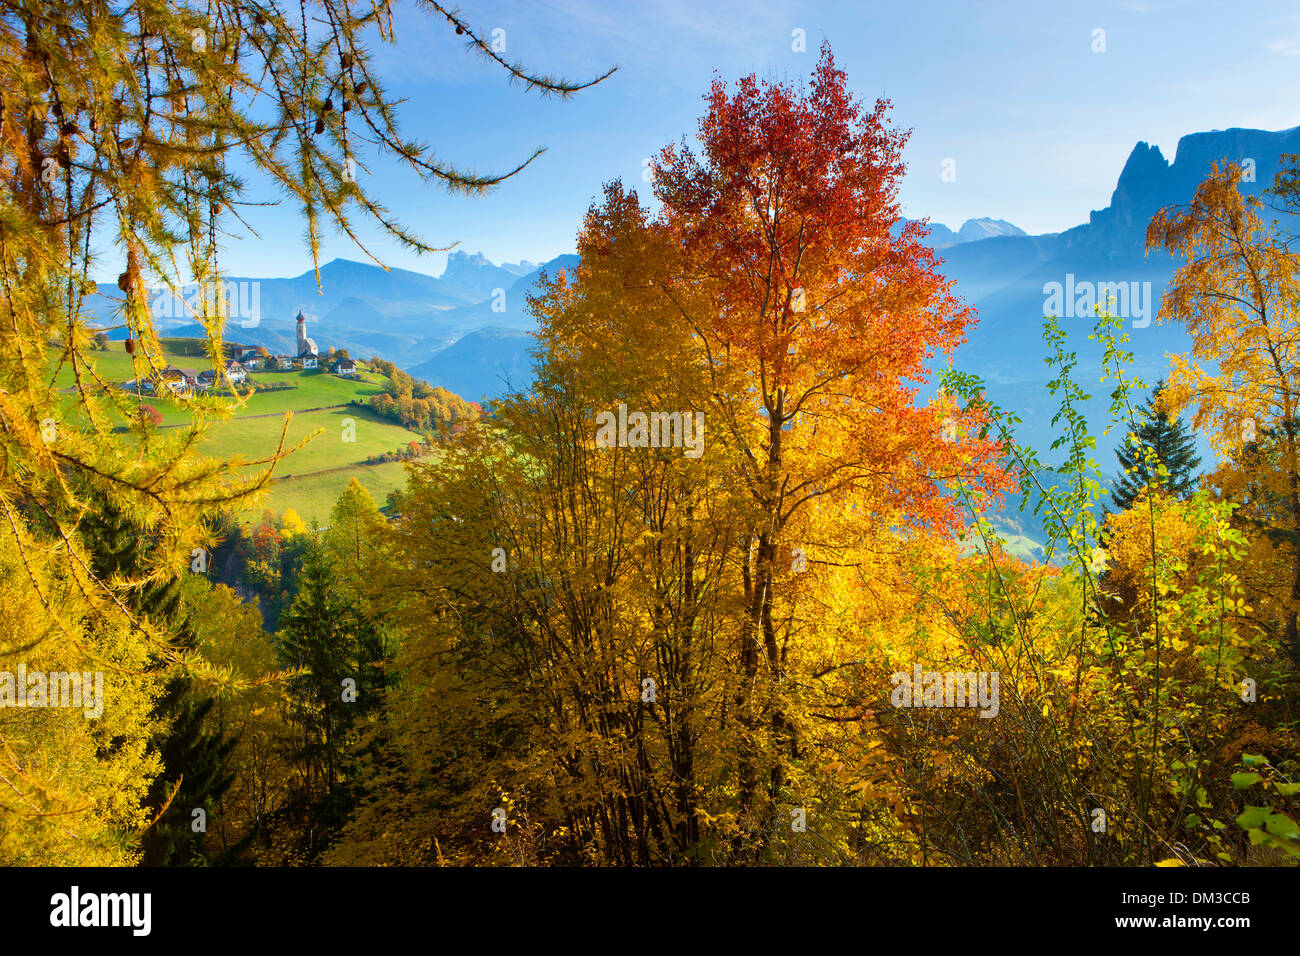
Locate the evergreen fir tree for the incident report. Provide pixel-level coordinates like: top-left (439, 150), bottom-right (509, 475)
top-left (1110, 381), bottom-right (1203, 512)
top-left (275, 539), bottom-right (388, 859)
top-left (142, 692), bottom-right (239, 865)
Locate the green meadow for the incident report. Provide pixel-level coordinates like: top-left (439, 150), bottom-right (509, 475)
top-left (208, 405), bottom-right (422, 478)
top-left (248, 460), bottom-right (414, 527)
top-left (56, 341), bottom-right (425, 528)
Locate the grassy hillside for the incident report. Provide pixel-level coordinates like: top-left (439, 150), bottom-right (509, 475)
top-left (54, 341), bottom-right (426, 527)
top-left (250, 460), bottom-right (413, 525)
top-left (51, 341), bottom-right (219, 400)
top-left (212, 406), bottom-right (420, 478)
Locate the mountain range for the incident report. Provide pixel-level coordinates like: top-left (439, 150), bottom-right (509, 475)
top-left (82, 246), bottom-right (569, 370)
top-left (422, 126), bottom-right (1300, 465)
top-left (84, 124), bottom-right (1300, 480)
top-left (906, 216), bottom-right (1027, 247)
top-left (933, 126), bottom-right (1300, 461)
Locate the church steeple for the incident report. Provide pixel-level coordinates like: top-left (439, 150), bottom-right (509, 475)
top-left (295, 311), bottom-right (318, 358)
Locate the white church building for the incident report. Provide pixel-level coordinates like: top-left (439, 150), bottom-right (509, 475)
top-left (296, 311), bottom-right (319, 368)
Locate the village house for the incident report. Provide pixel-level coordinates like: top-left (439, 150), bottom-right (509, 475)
top-left (335, 358), bottom-right (357, 378)
top-left (225, 360), bottom-right (247, 383)
top-left (156, 366), bottom-right (198, 394)
top-left (273, 355), bottom-right (293, 370)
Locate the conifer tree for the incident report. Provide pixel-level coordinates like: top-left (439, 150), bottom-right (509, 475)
top-left (275, 538), bottom-right (387, 858)
top-left (1110, 381), bottom-right (1203, 512)
top-left (140, 692), bottom-right (239, 865)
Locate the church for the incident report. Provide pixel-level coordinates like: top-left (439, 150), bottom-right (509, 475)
top-left (296, 311), bottom-right (319, 369)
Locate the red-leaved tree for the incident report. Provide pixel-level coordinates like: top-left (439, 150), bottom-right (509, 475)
top-left (644, 44), bottom-right (1011, 845)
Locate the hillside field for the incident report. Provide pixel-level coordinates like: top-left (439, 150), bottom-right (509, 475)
top-left (53, 341), bottom-right (425, 527)
top-left (248, 460), bottom-right (413, 526)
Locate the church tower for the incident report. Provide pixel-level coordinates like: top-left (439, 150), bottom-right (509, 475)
top-left (295, 311), bottom-right (318, 358)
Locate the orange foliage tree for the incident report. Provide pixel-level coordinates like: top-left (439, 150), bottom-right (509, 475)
top-left (648, 45), bottom-right (1011, 841)
top-left (520, 45), bottom-right (1013, 850)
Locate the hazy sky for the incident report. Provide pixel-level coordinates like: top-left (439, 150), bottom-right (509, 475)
top-left (196, 0), bottom-right (1300, 281)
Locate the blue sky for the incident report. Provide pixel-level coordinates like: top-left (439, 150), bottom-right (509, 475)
top-left (199, 0), bottom-right (1300, 281)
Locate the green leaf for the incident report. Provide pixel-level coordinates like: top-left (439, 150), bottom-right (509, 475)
top-left (1242, 754), bottom-right (1267, 768)
top-left (1274, 782), bottom-right (1300, 797)
top-left (1184, 813), bottom-right (1201, 828)
top-left (1231, 771), bottom-right (1262, 790)
top-left (1264, 813), bottom-right (1300, 839)
top-left (1237, 805), bottom-right (1270, 829)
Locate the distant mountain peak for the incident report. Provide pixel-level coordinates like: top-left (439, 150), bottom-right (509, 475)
top-left (442, 250), bottom-right (494, 274)
top-left (1110, 141), bottom-right (1170, 205)
top-left (902, 216), bottom-right (1025, 248)
top-left (956, 218), bottom-right (1027, 243)
top-left (1081, 126), bottom-right (1300, 250)
top-left (437, 250), bottom-right (526, 302)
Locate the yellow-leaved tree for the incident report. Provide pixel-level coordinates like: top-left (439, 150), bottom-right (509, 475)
top-left (1147, 161), bottom-right (1300, 668)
